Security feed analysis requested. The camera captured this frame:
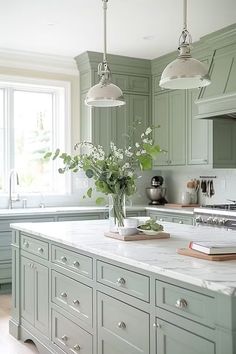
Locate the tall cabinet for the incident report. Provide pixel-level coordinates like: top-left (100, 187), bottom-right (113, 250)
top-left (75, 52), bottom-right (151, 150)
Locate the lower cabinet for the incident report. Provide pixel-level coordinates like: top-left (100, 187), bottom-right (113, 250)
top-left (146, 210), bottom-right (194, 225)
top-left (155, 318), bottom-right (215, 354)
top-left (11, 230), bottom-right (236, 354)
top-left (21, 256), bottom-right (49, 337)
top-left (97, 292), bottom-right (149, 354)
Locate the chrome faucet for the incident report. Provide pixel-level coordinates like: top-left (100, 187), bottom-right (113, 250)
top-left (9, 170), bottom-right (20, 209)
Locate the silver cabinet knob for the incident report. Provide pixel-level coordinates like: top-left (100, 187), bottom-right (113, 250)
top-left (60, 292), bottom-right (68, 298)
top-left (38, 247), bottom-right (44, 253)
top-left (179, 220), bottom-right (183, 224)
top-left (73, 261), bottom-right (80, 267)
top-left (23, 241), bottom-right (29, 248)
top-left (73, 344), bottom-right (81, 351)
top-left (73, 299), bottom-right (80, 305)
top-left (61, 335), bottom-right (68, 341)
top-left (175, 298), bottom-right (188, 309)
top-left (61, 256), bottom-right (67, 262)
top-left (116, 277), bottom-right (126, 286)
top-left (153, 323), bottom-right (161, 328)
top-left (117, 321), bottom-right (126, 329)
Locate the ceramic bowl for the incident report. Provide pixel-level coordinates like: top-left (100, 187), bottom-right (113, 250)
top-left (118, 227), bottom-right (137, 236)
top-left (137, 227), bottom-right (162, 236)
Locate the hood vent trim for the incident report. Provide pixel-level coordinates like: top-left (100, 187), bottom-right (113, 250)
top-left (195, 92), bottom-right (236, 120)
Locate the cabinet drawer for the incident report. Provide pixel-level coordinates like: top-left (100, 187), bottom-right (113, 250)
top-left (172, 217), bottom-right (194, 225)
top-left (129, 76), bottom-right (149, 93)
top-left (97, 260), bottom-right (150, 302)
top-left (21, 234), bottom-right (49, 260)
top-left (156, 280), bottom-right (215, 327)
top-left (98, 292), bottom-right (149, 354)
top-left (0, 247), bottom-right (11, 262)
top-left (52, 309), bottom-right (93, 354)
top-left (52, 245), bottom-right (93, 279)
top-left (52, 270), bottom-right (93, 327)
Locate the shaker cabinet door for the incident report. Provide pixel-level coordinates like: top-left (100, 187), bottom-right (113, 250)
top-left (155, 318), bottom-right (215, 354)
top-left (21, 257), bottom-right (35, 325)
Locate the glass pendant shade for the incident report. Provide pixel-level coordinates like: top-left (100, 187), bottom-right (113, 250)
top-left (85, 82), bottom-right (125, 107)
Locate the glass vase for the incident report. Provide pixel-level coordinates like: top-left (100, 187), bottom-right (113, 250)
top-left (108, 193), bottom-right (126, 232)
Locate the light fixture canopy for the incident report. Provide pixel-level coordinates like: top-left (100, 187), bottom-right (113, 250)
top-left (85, 0), bottom-right (125, 107)
top-left (160, 0), bottom-right (211, 90)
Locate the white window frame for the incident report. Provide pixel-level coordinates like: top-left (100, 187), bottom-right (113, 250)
top-left (0, 74), bottom-right (71, 195)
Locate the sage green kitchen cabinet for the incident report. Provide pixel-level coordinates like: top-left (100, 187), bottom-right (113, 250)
top-left (146, 209), bottom-right (194, 225)
top-left (154, 318), bottom-right (215, 354)
top-left (213, 119), bottom-right (236, 168)
top-left (76, 52), bottom-right (151, 150)
top-left (21, 256), bottom-right (49, 337)
top-left (153, 90), bottom-right (186, 166)
top-left (187, 89), bottom-right (211, 165)
top-left (10, 225), bottom-right (236, 354)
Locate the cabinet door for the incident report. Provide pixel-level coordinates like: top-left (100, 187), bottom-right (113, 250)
top-left (153, 93), bottom-right (169, 165)
top-left (128, 94), bottom-right (150, 145)
top-left (155, 318), bottom-right (215, 354)
top-left (21, 257), bottom-right (35, 325)
top-left (187, 89), bottom-right (211, 165)
top-left (93, 107), bottom-right (113, 153)
top-left (34, 262), bottom-right (49, 336)
top-left (169, 90), bottom-right (186, 165)
top-left (111, 94), bottom-right (129, 149)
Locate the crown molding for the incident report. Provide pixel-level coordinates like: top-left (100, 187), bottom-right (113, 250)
top-left (0, 48), bottom-right (79, 76)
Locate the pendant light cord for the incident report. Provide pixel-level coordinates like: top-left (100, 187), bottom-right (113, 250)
top-left (183, 0), bottom-right (187, 31)
top-left (102, 0), bottom-right (108, 63)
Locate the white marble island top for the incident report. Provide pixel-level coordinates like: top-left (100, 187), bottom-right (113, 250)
top-left (11, 219), bottom-right (236, 296)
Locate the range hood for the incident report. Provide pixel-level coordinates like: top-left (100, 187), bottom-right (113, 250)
top-left (195, 92), bottom-right (236, 119)
top-left (195, 41), bottom-right (236, 120)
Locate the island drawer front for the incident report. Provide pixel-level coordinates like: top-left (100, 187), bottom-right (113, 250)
top-left (97, 260), bottom-right (150, 302)
top-left (156, 280), bottom-right (216, 326)
top-left (52, 309), bottom-right (93, 354)
top-left (52, 270), bottom-right (93, 327)
top-left (51, 245), bottom-right (93, 279)
top-left (97, 292), bottom-right (149, 354)
top-left (20, 234), bottom-right (49, 260)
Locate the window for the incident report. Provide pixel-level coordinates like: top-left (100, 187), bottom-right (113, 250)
top-left (0, 77), bottom-right (70, 195)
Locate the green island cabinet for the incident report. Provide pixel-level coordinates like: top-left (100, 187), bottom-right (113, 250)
top-left (75, 51), bottom-right (151, 151)
top-left (0, 209), bottom-right (145, 293)
top-left (10, 227), bottom-right (236, 354)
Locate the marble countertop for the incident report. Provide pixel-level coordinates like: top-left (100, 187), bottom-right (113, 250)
top-left (0, 204), bottom-right (196, 218)
top-left (11, 219), bottom-right (236, 296)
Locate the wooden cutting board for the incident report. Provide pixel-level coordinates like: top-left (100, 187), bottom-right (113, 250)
top-left (177, 248), bottom-right (236, 261)
top-left (166, 203), bottom-right (200, 208)
top-left (104, 231), bottom-right (170, 241)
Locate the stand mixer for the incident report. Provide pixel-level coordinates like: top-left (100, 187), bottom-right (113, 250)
top-left (146, 176), bottom-right (168, 205)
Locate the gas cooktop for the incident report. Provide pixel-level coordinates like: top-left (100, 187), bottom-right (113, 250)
top-left (204, 204), bottom-right (236, 211)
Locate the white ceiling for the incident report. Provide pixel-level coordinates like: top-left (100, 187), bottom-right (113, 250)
top-left (0, 0), bottom-right (236, 60)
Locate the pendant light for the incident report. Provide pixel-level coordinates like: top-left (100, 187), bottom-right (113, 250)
top-left (159, 0), bottom-right (211, 90)
top-left (85, 0), bottom-right (125, 107)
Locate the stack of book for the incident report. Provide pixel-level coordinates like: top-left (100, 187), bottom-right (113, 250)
top-left (189, 241), bottom-right (236, 255)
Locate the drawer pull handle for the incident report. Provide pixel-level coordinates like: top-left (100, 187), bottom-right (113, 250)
top-left (117, 321), bottom-right (126, 329)
top-left (116, 277), bottom-right (126, 286)
top-left (61, 256), bottom-right (67, 262)
top-left (175, 298), bottom-right (188, 309)
top-left (60, 292), bottom-right (68, 298)
top-left (73, 299), bottom-right (80, 305)
top-left (73, 261), bottom-right (80, 267)
top-left (61, 335), bottom-right (68, 341)
top-left (38, 247), bottom-right (44, 253)
top-left (73, 344), bottom-right (81, 351)
top-left (23, 241), bottom-right (29, 248)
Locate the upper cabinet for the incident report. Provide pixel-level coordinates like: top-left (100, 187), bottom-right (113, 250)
top-left (75, 52), bottom-right (151, 151)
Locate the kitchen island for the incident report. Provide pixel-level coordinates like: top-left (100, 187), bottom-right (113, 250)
top-left (9, 219), bottom-right (236, 354)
